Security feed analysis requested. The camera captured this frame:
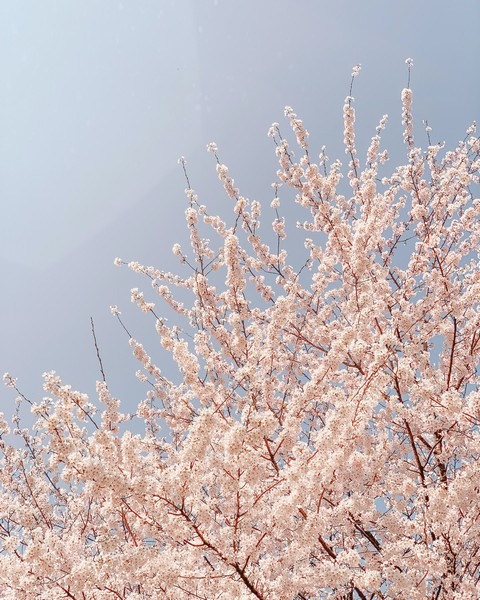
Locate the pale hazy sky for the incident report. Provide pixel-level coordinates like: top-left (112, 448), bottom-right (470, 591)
top-left (1, 1), bottom-right (479, 420)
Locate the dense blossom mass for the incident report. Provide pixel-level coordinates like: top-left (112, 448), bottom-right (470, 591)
top-left (2, 64), bottom-right (480, 598)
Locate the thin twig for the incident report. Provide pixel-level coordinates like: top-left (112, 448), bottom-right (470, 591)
top-left (90, 317), bottom-right (106, 382)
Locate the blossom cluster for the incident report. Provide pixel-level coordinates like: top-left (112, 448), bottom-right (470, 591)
top-left (1, 66), bottom-right (480, 599)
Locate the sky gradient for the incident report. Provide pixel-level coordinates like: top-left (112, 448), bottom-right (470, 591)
top-left (2, 0), bottom-right (479, 419)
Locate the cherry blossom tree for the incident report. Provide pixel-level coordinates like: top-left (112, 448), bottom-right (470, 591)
top-left (2, 62), bottom-right (480, 599)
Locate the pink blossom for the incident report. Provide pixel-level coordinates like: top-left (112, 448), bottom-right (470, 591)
top-left (2, 67), bottom-right (480, 599)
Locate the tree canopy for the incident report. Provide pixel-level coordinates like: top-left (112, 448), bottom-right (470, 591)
top-left (2, 63), bottom-right (480, 599)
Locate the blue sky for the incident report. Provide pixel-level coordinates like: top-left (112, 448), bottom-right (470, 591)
top-left (1, 0), bottom-right (479, 418)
